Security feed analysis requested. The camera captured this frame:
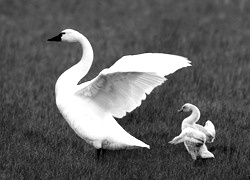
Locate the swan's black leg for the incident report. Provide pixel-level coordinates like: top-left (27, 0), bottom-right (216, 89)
top-left (102, 148), bottom-right (106, 156)
top-left (96, 148), bottom-right (107, 160)
top-left (96, 148), bottom-right (101, 160)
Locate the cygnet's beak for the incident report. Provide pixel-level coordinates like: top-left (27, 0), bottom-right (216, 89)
top-left (178, 108), bottom-right (183, 113)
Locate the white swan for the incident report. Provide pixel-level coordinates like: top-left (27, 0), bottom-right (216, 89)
top-left (169, 103), bottom-right (215, 160)
top-left (47, 29), bottom-right (191, 158)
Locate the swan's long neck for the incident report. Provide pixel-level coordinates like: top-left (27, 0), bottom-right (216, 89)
top-left (55, 34), bottom-right (93, 95)
top-left (181, 105), bottom-right (200, 130)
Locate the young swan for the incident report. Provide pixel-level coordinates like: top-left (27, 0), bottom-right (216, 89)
top-left (178, 103), bottom-right (215, 142)
top-left (169, 103), bottom-right (215, 160)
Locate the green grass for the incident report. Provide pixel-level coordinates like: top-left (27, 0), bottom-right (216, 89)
top-left (0, 0), bottom-right (250, 179)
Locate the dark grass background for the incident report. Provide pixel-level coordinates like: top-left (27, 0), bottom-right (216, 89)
top-left (0, 0), bottom-right (250, 179)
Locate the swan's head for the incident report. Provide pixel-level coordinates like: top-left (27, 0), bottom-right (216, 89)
top-left (178, 103), bottom-right (196, 113)
top-left (48, 29), bottom-right (81, 43)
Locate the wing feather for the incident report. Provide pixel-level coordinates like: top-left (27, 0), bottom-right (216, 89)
top-left (75, 53), bottom-right (191, 118)
top-left (107, 53), bottom-right (191, 76)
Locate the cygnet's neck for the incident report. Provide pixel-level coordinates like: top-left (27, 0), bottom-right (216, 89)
top-left (55, 34), bottom-right (94, 95)
top-left (181, 105), bottom-right (200, 130)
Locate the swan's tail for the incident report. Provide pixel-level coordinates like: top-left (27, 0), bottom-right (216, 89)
top-left (106, 117), bottom-right (150, 150)
top-left (110, 138), bottom-right (150, 150)
top-left (135, 142), bottom-right (150, 149)
top-left (126, 136), bottom-right (150, 149)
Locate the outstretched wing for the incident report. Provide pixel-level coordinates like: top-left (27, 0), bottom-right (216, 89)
top-left (76, 53), bottom-right (191, 118)
top-left (107, 53), bottom-right (191, 76)
top-left (169, 127), bottom-right (206, 145)
top-left (184, 128), bottom-right (206, 145)
top-left (204, 120), bottom-right (216, 143)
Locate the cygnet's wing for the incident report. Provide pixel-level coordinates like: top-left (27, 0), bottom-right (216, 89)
top-left (75, 53), bottom-right (191, 118)
top-left (204, 120), bottom-right (215, 136)
top-left (169, 127), bottom-right (206, 145)
top-left (204, 120), bottom-right (216, 142)
top-left (193, 123), bottom-right (214, 143)
top-left (183, 127), bottom-right (206, 145)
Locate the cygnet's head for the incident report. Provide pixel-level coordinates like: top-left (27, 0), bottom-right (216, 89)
top-left (48, 29), bottom-right (80, 43)
top-left (178, 103), bottom-right (196, 113)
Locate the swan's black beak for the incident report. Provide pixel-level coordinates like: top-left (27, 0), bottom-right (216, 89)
top-left (47, 32), bottom-right (65, 42)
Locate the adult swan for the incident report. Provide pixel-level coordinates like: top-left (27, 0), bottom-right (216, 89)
top-left (48, 29), bottom-right (191, 158)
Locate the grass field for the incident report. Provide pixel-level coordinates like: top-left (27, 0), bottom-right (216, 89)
top-left (0, 0), bottom-right (250, 179)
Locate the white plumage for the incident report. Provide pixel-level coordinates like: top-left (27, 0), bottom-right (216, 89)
top-left (48, 29), bottom-right (191, 155)
top-left (169, 103), bottom-right (215, 160)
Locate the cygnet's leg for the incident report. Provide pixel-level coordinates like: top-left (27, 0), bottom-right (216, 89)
top-left (190, 152), bottom-right (197, 160)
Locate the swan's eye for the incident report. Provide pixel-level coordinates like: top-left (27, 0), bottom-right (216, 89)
top-left (183, 106), bottom-right (186, 109)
